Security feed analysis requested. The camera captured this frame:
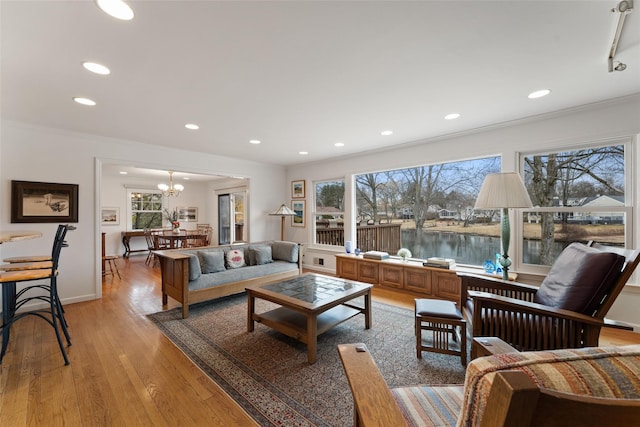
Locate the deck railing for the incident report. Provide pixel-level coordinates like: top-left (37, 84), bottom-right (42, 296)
top-left (315, 223), bottom-right (402, 253)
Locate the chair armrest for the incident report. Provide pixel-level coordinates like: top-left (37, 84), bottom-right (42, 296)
top-left (337, 343), bottom-right (407, 427)
top-left (458, 272), bottom-right (538, 308)
top-left (469, 292), bottom-right (604, 351)
top-left (468, 291), bottom-right (603, 326)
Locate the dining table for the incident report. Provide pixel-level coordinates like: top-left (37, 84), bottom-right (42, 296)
top-left (156, 230), bottom-right (207, 249)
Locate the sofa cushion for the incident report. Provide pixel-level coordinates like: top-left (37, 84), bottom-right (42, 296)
top-left (188, 261), bottom-right (299, 292)
top-left (253, 246), bottom-right (273, 265)
top-left (533, 242), bottom-right (625, 314)
top-left (188, 255), bottom-right (202, 281)
top-left (225, 248), bottom-right (246, 269)
top-left (272, 241), bottom-right (298, 263)
top-left (247, 244), bottom-right (268, 266)
top-left (200, 251), bottom-right (226, 274)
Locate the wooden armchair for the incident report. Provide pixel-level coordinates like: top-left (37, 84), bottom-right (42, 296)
top-left (338, 342), bottom-right (640, 427)
top-left (458, 242), bottom-right (639, 356)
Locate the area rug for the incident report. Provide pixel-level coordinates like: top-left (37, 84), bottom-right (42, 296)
top-left (148, 294), bottom-right (467, 427)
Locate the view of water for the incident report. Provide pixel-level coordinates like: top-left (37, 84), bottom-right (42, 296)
top-left (401, 230), bottom-right (569, 266)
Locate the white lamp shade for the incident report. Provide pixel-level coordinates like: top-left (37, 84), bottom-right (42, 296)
top-left (474, 172), bottom-right (533, 209)
top-left (270, 204), bottom-right (296, 216)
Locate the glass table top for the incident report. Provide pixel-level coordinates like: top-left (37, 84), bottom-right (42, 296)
top-left (262, 275), bottom-right (364, 304)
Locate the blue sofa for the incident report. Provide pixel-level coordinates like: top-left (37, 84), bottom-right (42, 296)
top-left (154, 241), bottom-right (302, 318)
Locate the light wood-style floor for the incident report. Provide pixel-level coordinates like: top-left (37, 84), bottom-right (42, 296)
top-left (1, 256), bottom-right (639, 426)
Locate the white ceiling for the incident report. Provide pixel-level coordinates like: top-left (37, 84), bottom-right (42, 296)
top-left (2, 1), bottom-right (639, 167)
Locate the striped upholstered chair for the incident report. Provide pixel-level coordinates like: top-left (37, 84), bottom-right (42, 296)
top-left (338, 342), bottom-right (640, 427)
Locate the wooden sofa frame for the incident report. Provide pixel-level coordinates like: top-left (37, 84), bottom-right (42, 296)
top-left (155, 244), bottom-right (302, 318)
top-left (338, 342), bottom-right (640, 427)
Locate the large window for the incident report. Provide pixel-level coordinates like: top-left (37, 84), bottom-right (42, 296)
top-left (354, 156), bottom-right (501, 263)
top-left (520, 143), bottom-right (629, 267)
top-left (314, 180), bottom-right (345, 246)
top-left (129, 190), bottom-right (163, 230)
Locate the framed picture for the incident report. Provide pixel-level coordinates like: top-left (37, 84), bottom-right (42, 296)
top-left (291, 180), bottom-right (305, 198)
top-left (11, 180), bottom-right (79, 223)
top-left (101, 207), bottom-right (120, 225)
top-left (291, 200), bottom-right (305, 227)
top-left (176, 207), bottom-right (198, 222)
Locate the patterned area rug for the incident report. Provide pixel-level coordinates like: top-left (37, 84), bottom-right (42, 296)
top-left (148, 294), bottom-right (466, 427)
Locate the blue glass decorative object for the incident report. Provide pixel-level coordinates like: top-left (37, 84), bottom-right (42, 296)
top-left (483, 260), bottom-right (495, 274)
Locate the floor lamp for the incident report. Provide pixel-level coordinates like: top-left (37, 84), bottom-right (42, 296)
top-left (269, 204), bottom-right (297, 241)
top-left (474, 172), bottom-right (533, 280)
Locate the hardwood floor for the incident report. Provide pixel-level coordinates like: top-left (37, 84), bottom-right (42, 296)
top-left (1, 257), bottom-right (639, 426)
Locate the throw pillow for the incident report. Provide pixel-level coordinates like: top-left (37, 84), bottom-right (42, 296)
top-left (272, 241), bottom-right (299, 263)
top-left (199, 251), bottom-right (226, 273)
top-left (225, 248), bottom-right (246, 269)
top-left (253, 246), bottom-right (273, 265)
top-left (188, 255), bottom-right (202, 281)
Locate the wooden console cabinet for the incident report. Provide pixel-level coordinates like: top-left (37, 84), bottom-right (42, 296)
top-left (336, 254), bottom-right (461, 302)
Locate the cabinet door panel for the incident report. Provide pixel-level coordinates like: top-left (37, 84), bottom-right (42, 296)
top-left (357, 261), bottom-right (379, 284)
top-left (338, 257), bottom-right (358, 280)
top-left (380, 265), bottom-right (403, 289)
top-left (405, 268), bottom-right (432, 294)
top-left (433, 270), bottom-right (461, 300)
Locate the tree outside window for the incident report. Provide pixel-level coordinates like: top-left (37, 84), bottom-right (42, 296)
top-left (354, 156), bottom-right (501, 263)
top-left (522, 143), bottom-right (627, 266)
top-left (130, 191), bottom-right (164, 230)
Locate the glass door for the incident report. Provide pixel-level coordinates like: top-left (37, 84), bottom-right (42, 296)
top-left (218, 194), bottom-right (231, 244)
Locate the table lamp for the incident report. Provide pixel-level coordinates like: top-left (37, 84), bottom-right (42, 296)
top-left (474, 172), bottom-right (533, 280)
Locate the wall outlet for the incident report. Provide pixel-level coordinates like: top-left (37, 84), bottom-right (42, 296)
top-left (319, 258), bottom-right (324, 266)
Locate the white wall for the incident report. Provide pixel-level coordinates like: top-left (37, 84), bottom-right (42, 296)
top-left (1, 120), bottom-right (286, 305)
top-left (287, 94), bottom-right (640, 328)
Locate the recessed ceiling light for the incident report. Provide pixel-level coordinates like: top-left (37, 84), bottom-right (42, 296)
top-left (82, 61), bottom-right (110, 75)
top-left (381, 130), bottom-right (393, 136)
top-left (119, 171), bottom-right (128, 175)
top-left (444, 113), bottom-right (460, 120)
top-left (528, 89), bottom-right (551, 99)
top-left (334, 142), bottom-right (344, 147)
top-left (185, 123), bottom-right (199, 130)
top-left (96, 0), bottom-right (134, 20)
top-left (73, 97), bottom-right (96, 106)
top-left (249, 139), bottom-right (261, 144)
top-left (299, 151), bottom-right (309, 155)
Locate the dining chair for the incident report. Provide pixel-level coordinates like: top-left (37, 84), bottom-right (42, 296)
top-left (183, 230), bottom-right (207, 248)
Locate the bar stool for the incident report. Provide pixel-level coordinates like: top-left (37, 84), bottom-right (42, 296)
top-left (0, 224), bottom-right (73, 365)
top-left (103, 255), bottom-right (121, 279)
top-left (415, 298), bottom-right (467, 365)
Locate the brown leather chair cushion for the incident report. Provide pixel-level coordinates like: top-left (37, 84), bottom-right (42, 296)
top-left (533, 243), bottom-right (625, 315)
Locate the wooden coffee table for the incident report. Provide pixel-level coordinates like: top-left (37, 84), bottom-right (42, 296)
top-left (246, 273), bottom-right (373, 363)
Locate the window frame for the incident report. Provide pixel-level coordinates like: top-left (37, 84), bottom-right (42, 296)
top-left (127, 189), bottom-right (165, 231)
top-left (515, 137), bottom-right (633, 275)
top-left (312, 178), bottom-right (346, 248)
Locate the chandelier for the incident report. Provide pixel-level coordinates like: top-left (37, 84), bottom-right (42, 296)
top-left (157, 171), bottom-right (184, 197)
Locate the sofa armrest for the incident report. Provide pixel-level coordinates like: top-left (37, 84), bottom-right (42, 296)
top-left (337, 343), bottom-right (407, 427)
